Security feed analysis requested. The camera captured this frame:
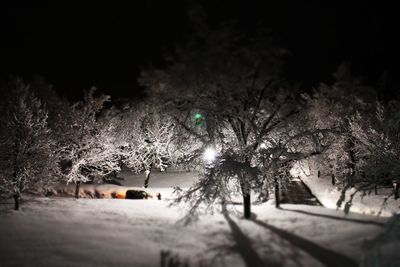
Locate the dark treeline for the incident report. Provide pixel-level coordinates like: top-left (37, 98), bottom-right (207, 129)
top-left (1, 21), bottom-right (399, 218)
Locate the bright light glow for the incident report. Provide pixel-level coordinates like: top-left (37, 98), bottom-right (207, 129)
top-left (203, 147), bottom-right (217, 162)
top-left (260, 143), bottom-right (267, 149)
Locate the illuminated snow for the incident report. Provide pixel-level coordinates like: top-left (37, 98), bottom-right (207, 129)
top-left (0, 171), bottom-right (393, 267)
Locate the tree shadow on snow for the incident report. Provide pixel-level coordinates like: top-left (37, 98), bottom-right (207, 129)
top-left (282, 208), bottom-right (385, 227)
top-left (251, 219), bottom-right (358, 267)
top-left (207, 212), bottom-right (315, 267)
top-left (222, 212), bottom-right (281, 267)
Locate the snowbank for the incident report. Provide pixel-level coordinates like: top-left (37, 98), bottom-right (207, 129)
top-left (291, 160), bottom-right (400, 217)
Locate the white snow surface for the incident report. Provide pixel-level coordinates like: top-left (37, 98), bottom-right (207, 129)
top-left (360, 215), bottom-right (400, 267)
top-left (0, 170), bottom-right (392, 267)
top-left (291, 160), bottom-right (400, 217)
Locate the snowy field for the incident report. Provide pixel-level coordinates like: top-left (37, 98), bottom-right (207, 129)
top-left (0, 171), bottom-right (395, 267)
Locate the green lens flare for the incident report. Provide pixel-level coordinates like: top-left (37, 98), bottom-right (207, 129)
top-left (194, 113), bottom-right (203, 126)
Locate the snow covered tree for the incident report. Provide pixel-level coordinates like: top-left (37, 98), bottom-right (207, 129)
top-left (109, 101), bottom-right (185, 188)
top-left (58, 87), bottom-right (117, 197)
top-left (348, 101), bottom-right (400, 201)
top-left (141, 22), bottom-right (325, 219)
top-left (306, 63), bottom-right (376, 187)
top-left (0, 79), bottom-right (59, 210)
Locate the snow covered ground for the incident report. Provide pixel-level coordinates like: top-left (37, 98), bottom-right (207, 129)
top-left (118, 168), bottom-right (199, 188)
top-left (0, 170), bottom-right (393, 267)
top-left (291, 160), bottom-right (400, 217)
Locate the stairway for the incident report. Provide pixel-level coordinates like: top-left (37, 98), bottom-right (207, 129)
top-left (281, 178), bottom-right (321, 206)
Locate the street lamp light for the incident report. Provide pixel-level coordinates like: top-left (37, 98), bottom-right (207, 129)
top-left (203, 147), bottom-right (217, 162)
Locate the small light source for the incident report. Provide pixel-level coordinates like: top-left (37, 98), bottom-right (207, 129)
top-left (194, 113), bottom-right (204, 126)
top-left (260, 143), bottom-right (267, 149)
top-left (203, 147), bottom-right (217, 162)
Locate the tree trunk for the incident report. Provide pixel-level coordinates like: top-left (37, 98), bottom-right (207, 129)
top-left (265, 186), bottom-right (269, 201)
top-left (329, 164), bottom-right (336, 186)
top-left (274, 177), bottom-right (280, 208)
top-left (144, 167), bottom-right (152, 188)
top-left (394, 182), bottom-right (399, 200)
top-left (13, 193), bottom-right (20, 210)
top-left (243, 193), bottom-right (251, 219)
top-left (347, 138), bottom-right (356, 187)
top-left (75, 181), bottom-right (81, 199)
top-left (348, 176), bottom-right (355, 188)
top-left (374, 185), bottom-right (378, 195)
top-left (317, 170), bottom-right (321, 178)
top-left (239, 171), bottom-right (251, 219)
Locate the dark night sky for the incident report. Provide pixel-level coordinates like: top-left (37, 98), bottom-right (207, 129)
top-left (1, 1), bottom-right (399, 100)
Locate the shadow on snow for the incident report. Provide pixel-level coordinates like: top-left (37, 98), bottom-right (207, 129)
top-left (223, 212), bottom-right (280, 267)
top-left (251, 219), bottom-right (358, 267)
top-left (282, 208), bottom-right (385, 227)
